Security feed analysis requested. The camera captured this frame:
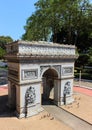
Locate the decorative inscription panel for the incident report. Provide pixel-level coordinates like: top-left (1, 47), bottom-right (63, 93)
top-left (22, 69), bottom-right (38, 80)
top-left (62, 67), bottom-right (73, 75)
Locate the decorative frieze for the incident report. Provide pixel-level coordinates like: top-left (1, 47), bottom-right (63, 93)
top-left (21, 69), bottom-right (38, 80)
top-left (6, 40), bottom-right (76, 56)
top-left (19, 44), bottom-right (75, 56)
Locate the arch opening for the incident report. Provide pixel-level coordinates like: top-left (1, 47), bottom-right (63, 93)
top-left (41, 68), bottom-right (58, 105)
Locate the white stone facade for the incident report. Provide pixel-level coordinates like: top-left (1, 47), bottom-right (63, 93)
top-left (6, 40), bottom-right (77, 118)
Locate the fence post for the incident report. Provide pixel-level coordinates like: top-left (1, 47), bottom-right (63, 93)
top-left (79, 70), bottom-right (81, 87)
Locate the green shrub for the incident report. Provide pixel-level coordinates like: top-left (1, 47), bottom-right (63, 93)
top-left (0, 48), bottom-right (6, 59)
top-left (74, 72), bottom-right (92, 80)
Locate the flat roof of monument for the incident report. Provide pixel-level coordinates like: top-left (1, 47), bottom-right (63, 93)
top-left (7, 40), bottom-right (75, 48)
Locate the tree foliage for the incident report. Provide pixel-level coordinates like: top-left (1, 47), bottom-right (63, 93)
top-left (0, 47), bottom-right (6, 59)
top-left (22, 0), bottom-right (92, 53)
top-left (0, 36), bottom-right (13, 49)
top-left (0, 36), bottom-right (13, 59)
top-left (88, 47), bottom-right (92, 65)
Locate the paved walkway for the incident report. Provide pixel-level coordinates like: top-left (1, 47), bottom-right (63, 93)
top-left (74, 80), bottom-right (92, 88)
top-left (73, 86), bottom-right (92, 96)
top-left (43, 105), bottom-right (92, 130)
top-left (44, 81), bottom-right (92, 130)
top-left (0, 86), bottom-right (8, 91)
top-left (0, 84), bottom-right (92, 130)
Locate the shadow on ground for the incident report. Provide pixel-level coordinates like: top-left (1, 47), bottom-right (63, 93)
top-left (0, 94), bottom-right (15, 118)
top-left (42, 98), bottom-right (55, 105)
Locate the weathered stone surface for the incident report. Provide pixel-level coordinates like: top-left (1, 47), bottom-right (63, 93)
top-left (5, 40), bottom-right (77, 118)
top-left (6, 40), bottom-right (76, 56)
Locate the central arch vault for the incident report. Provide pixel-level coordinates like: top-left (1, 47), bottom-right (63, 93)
top-left (42, 68), bottom-right (58, 105)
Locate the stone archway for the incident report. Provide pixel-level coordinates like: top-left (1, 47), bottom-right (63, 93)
top-left (6, 40), bottom-right (77, 118)
top-left (41, 68), bottom-right (58, 105)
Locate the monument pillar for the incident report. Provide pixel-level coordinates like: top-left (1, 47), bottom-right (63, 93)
top-left (54, 79), bottom-right (61, 106)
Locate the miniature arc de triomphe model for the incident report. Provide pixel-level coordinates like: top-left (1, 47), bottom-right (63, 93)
top-left (5, 40), bottom-right (77, 118)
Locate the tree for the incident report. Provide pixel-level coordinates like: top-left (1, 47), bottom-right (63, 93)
top-left (87, 47), bottom-right (92, 66)
top-left (22, 0), bottom-right (92, 53)
top-left (0, 36), bottom-right (13, 59)
top-left (75, 54), bottom-right (89, 67)
top-left (0, 47), bottom-right (6, 59)
top-left (22, 0), bottom-right (54, 41)
top-left (0, 36), bottom-right (13, 49)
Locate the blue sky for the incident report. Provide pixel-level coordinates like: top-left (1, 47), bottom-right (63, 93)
top-left (0, 0), bottom-right (92, 41)
top-left (0, 0), bottom-right (37, 40)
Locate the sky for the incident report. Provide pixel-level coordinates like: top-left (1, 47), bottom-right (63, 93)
top-left (0, 0), bottom-right (37, 40)
top-left (0, 0), bottom-right (92, 41)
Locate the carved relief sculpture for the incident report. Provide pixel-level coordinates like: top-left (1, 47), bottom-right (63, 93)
top-left (63, 81), bottom-right (71, 95)
top-left (25, 87), bottom-right (36, 105)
